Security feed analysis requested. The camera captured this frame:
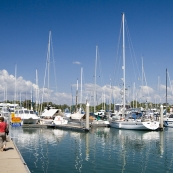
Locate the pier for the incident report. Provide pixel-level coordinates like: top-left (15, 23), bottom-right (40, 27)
top-left (21, 121), bottom-right (109, 131)
top-left (0, 139), bottom-right (30, 173)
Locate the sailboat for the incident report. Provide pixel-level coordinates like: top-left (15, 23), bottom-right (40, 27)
top-left (70, 71), bottom-right (85, 120)
top-left (163, 69), bottom-right (173, 127)
top-left (109, 13), bottom-right (159, 130)
top-left (39, 31), bottom-right (67, 125)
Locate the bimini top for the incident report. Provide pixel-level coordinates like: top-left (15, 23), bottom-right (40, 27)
top-left (41, 109), bottom-right (59, 117)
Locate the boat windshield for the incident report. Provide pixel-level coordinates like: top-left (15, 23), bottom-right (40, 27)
top-left (169, 114), bottom-right (173, 118)
top-left (19, 110), bottom-right (24, 114)
top-left (24, 110), bottom-right (29, 114)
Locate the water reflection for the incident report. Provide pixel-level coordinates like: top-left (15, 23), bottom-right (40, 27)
top-left (10, 127), bottom-right (173, 173)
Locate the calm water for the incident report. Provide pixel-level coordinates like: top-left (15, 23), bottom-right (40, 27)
top-left (10, 127), bottom-right (173, 173)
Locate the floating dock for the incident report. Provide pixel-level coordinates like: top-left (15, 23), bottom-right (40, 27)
top-left (54, 124), bottom-right (89, 131)
top-left (0, 138), bottom-right (30, 173)
top-left (21, 122), bottom-right (109, 131)
top-left (22, 124), bottom-right (54, 128)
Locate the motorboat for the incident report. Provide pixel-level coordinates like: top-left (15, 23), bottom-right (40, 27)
top-left (163, 114), bottom-right (173, 127)
top-left (94, 110), bottom-right (105, 117)
top-left (70, 111), bottom-right (85, 120)
top-left (14, 109), bottom-right (39, 125)
top-left (53, 115), bottom-right (68, 125)
top-left (70, 108), bottom-right (85, 120)
top-left (39, 108), bottom-right (60, 125)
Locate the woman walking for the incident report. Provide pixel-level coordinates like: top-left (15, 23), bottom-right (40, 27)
top-left (0, 116), bottom-right (8, 151)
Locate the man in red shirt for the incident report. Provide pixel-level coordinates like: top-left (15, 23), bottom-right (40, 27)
top-left (0, 116), bottom-right (8, 151)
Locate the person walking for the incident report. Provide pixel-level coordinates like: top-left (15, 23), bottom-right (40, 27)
top-left (0, 116), bottom-right (8, 151)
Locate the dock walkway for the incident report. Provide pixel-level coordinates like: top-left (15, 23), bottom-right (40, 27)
top-left (0, 138), bottom-right (30, 173)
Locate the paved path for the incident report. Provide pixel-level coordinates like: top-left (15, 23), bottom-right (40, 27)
top-left (0, 138), bottom-right (30, 173)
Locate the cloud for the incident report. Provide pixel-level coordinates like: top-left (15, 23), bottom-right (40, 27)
top-left (73, 61), bottom-right (81, 65)
top-left (0, 69), bottom-right (173, 107)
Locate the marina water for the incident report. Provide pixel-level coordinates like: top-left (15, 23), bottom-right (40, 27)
top-left (10, 127), bottom-right (173, 173)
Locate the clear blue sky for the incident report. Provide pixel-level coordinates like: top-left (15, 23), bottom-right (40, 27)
top-left (0, 0), bottom-right (173, 105)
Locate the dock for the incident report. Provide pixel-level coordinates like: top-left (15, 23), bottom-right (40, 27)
top-left (0, 138), bottom-right (30, 173)
top-left (54, 124), bottom-right (89, 131)
top-left (21, 122), bottom-right (109, 131)
top-left (22, 124), bottom-right (53, 128)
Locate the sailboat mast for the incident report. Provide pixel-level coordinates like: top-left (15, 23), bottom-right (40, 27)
top-left (80, 67), bottom-right (83, 110)
top-left (166, 68), bottom-right (167, 111)
top-left (122, 13), bottom-right (125, 116)
top-left (35, 69), bottom-right (39, 113)
top-left (76, 78), bottom-right (78, 112)
top-left (14, 64), bottom-right (17, 104)
top-left (31, 87), bottom-right (33, 110)
top-left (47, 31), bottom-right (51, 106)
top-left (94, 45), bottom-right (98, 113)
top-left (142, 56), bottom-right (143, 105)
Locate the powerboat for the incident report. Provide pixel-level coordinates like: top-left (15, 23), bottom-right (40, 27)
top-left (163, 114), bottom-right (173, 127)
top-left (70, 108), bottom-right (85, 120)
top-left (53, 115), bottom-right (68, 125)
top-left (39, 108), bottom-right (60, 125)
top-left (14, 109), bottom-right (39, 125)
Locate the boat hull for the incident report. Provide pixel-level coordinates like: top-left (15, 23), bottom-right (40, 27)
top-left (70, 113), bottom-right (84, 120)
top-left (163, 120), bottom-right (173, 127)
top-left (110, 120), bottom-right (159, 130)
top-left (22, 118), bottom-right (38, 124)
top-left (39, 119), bottom-right (54, 125)
top-left (54, 116), bottom-right (68, 125)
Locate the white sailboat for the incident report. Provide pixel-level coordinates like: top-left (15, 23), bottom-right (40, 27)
top-left (163, 69), bottom-right (173, 127)
top-left (39, 31), bottom-right (67, 125)
top-left (109, 13), bottom-right (159, 130)
top-left (70, 69), bottom-right (85, 120)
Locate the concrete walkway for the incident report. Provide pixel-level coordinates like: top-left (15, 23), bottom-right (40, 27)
top-left (0, 138), bottom-right (30, 173)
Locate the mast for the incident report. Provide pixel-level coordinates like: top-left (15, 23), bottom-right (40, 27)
top-left (31, 87), bottom-right (33, 110)
top-left (80, 67), bottom-right (83, 111)
top-left (166, 68), bottom-right (167, 112)
top-left (94, 45), bottom-right (98, 113)
top-left (109, 78), bottom-right (112, 111)
top-left (142, 56), bottom-right (143, 105)
top-left (47, 31), bottom-right (51, 106)
top-left (14, 64), bottom-right (17, 104)
top-left (76, 78), bottom-right (78, 112)
top-left (122, 13), bottom-right (125, 116)
top-left (35, 69), bottom-right (39, 113)
top-left (41, 31), bottom-right (51, 111)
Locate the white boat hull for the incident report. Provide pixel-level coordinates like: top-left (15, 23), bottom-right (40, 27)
top-left (163, 120), bottom-right (173, 127)
top-left (70, 113), bottom-right (84, 120)
top-left (14, 109), bottom-right (39, 125)
top-left (110, 120), bottom-right (159, 130)
top-left (22, 118), bottom-right (38, 124)
top-left (40, 119), bottom-right (54, 125)
top-left (92, 120), bottom-right (109, 125)
top-left (54, 116), bottom-right (68, 125)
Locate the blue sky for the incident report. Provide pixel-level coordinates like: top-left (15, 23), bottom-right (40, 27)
top-left (0, 0), bottom-right (173, 106)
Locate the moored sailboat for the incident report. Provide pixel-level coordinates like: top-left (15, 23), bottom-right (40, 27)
top-left (109, 13), bottom-right (159, 130)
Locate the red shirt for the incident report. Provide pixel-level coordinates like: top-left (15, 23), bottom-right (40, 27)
top-left (0, 122), bottom-right (7, 133)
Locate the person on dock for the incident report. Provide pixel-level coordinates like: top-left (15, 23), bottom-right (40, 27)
top-left (0, 116), bottom-right (8, 151)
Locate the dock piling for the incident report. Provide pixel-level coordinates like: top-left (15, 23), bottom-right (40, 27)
top-left (160, 104), bottom-right (163, 129)
top-left (85, 102), bottom-right (90, 130)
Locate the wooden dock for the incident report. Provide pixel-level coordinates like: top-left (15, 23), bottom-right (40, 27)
top-left (0, 138), bottom-right (30, 173)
